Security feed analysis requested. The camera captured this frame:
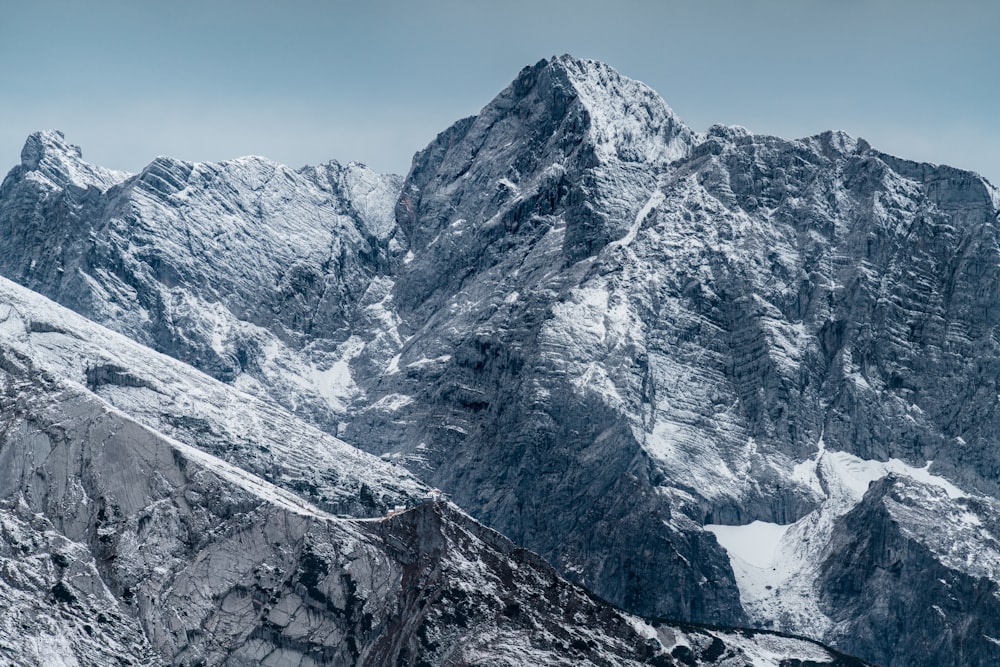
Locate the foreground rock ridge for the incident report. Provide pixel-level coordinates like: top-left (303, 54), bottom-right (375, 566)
top-left (0, 54), bottom-right (998, 666)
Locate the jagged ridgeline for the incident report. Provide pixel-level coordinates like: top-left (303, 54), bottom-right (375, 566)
top-left (1, 54), bottom-right (998, 667)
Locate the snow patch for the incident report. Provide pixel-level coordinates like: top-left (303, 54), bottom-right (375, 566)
top-left (623, 614), bottom-right (658, 641)
top-left (711, 630), bottom-right (833, 666)
top-left (308, 335), bottom-right (364, 411)
top-left (705, 521), bottom-right (792, 569)
top-left (370, 393), bottom-right (414, 412)
top-left (385, 353), bottom-right (402, 375)
top-left (610, 189), bottom-right (664, 250)
top-left (406, 355), bottom-right (452, 369)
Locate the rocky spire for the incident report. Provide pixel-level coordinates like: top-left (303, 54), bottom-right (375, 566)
top-left (18, 129), bottom-right (129, 191)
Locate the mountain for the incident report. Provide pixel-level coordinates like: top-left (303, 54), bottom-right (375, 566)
top-left (348, 58), bottom-right (1000, 666)
top-left (0, 128), bottom-right (405, 435)
top-left (0, 274), bottom-right (866, 666)
top-left (2, 55), bottom-right (999, 666)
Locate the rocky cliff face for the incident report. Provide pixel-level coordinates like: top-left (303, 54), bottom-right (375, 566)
top-left (0, 275), bottom-right (863, 666)
top-left (0, 271), bottom-right (424, 519)
top-left (357, 57), bottom-right (1000, 659)
top-left (1, 55), bottom-right (998, 667)
top-left (359, 55), bottom-right (742, 625)
top-left (818, 476), bottom-right (1000, 667)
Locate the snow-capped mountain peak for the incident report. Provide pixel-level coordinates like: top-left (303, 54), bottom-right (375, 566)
top-left (16, 129), bottom-right (130, 192)
top-left (546, 53), bottom-right (694, 164)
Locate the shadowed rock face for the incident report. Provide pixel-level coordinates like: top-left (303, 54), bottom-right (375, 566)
top-left (348, 57), bottom-right (1000, 664)
top-left (1, 56), bottom-right (999, 667)
top-left (818, 476), bottom-right (1000, 667)
top-left (351, 56), bottom-right (745, 624)
top-left (350, 55), bottom-right (1000, 642)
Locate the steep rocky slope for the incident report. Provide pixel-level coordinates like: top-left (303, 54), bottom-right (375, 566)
top-left (354, 55), bottom-right (740, 623)
top-left (817, 475), bottom-right (1000, 667)
top-left (2, 55), bottom-right (1000, 666)
top-left (0, 275), bottom-right (865, 666)
top-left (352, 58), bottom-right (1000, 666)
top-left (0, 273), bottom-right (424, 519)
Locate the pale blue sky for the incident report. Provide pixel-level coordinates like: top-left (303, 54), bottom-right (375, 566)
top-left (2, 1), bottom-right (997, 183)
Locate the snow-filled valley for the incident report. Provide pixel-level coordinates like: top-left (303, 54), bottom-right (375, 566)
top-left (707, 442), bottom-right (998, 639)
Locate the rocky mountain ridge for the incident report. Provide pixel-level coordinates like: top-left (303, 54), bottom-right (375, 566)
top-left (2, 54), bottom-right (999, 666)
top-left (1, 128), bottom-right (405, 434)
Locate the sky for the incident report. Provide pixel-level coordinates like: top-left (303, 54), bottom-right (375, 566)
top-left (1, 1), bottom-right (998, 183)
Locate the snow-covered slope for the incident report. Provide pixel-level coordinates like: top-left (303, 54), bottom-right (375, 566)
top-left (0, 274), bottom-right (422, 517)
top-left (706, 445), bottom-right (1000, 646)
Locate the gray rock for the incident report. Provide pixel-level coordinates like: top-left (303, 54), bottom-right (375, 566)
top-left (819, 476), bottom-right (1000, 667)
top-left (351, 55), bottom-right (743, 624)
top-left (351, 56), bottom-right (1000, 664)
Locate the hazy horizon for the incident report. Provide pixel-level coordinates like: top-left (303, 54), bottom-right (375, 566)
top-left (2, 1), bottom-right (997, 183)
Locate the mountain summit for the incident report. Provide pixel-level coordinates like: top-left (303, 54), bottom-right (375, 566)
top-left (16, 129), bottom-right (129, 191)
top-left (398, 55), bottom-right (693, 268)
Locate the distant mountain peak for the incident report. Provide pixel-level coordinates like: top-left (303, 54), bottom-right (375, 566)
top-left (520, 54), bottom-right (694, 164)
top-left (396, 55), bottom-right (695, 260)
top-left (19, 129), bottom-right (130, 191)
top-left (20, 129), bottom-right (80, 165)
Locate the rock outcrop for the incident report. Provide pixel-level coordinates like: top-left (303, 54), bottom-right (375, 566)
top-left (0, 130), bottom-right (405, 434)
